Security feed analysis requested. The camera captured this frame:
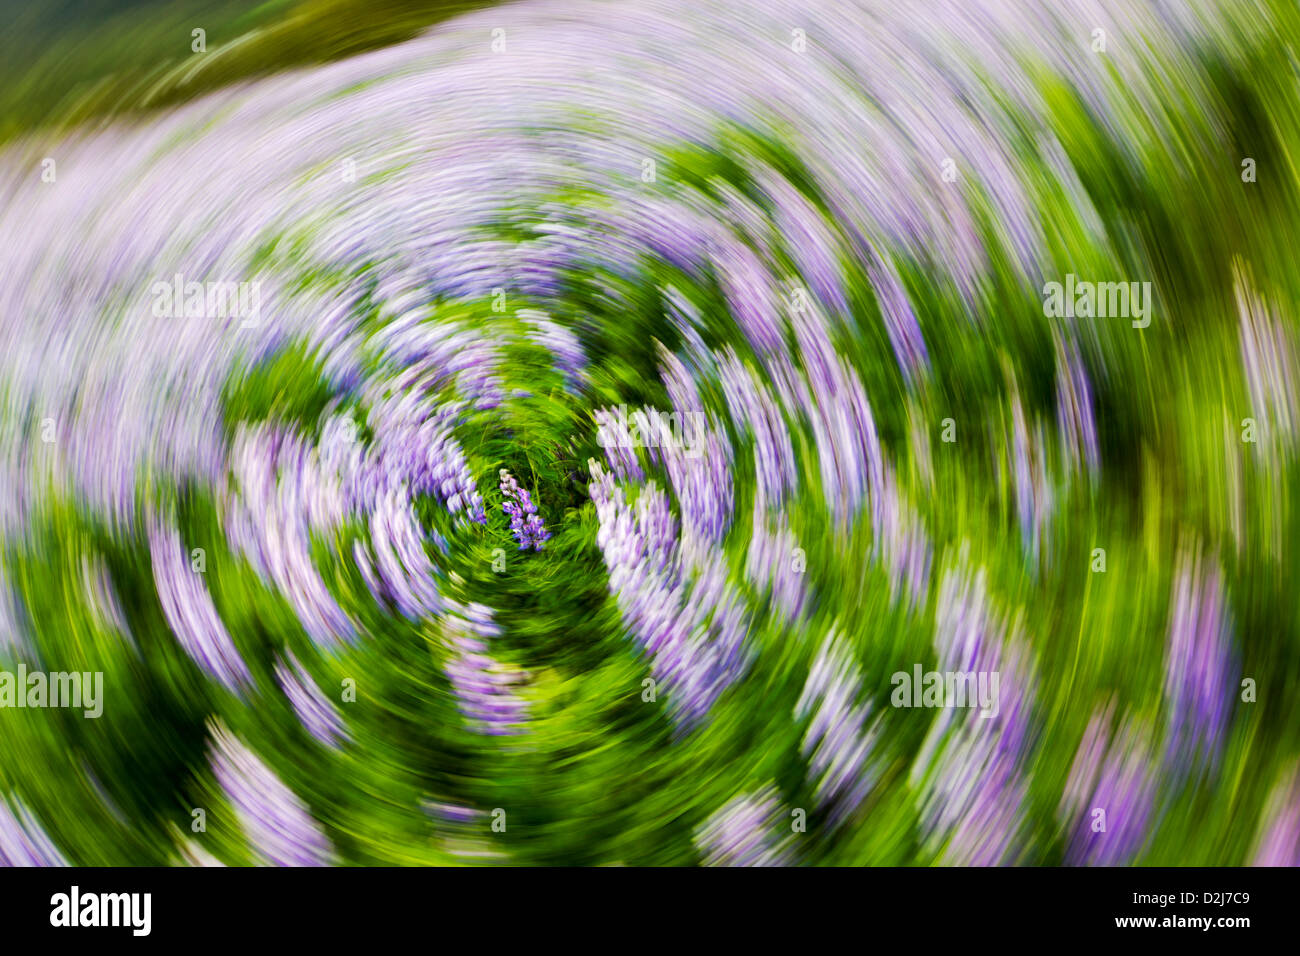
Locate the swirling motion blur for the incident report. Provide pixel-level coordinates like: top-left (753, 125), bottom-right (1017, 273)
top-left (1, 0), bottom-right (1300, 865)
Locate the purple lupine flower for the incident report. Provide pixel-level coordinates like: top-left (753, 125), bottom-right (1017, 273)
top-left (1236, 235), bottom-right (1297, 450)
top-left (717, 349), bottom-right (797, 510)
top-left (593, 406), bottom-right (645, 483)
top-left (1010, 389), bottom-right (1054, 564)
top-left (656, 421), bottom-right (734, 566)
top-left (0, 794), bottom-right (69, 866)
top-left (786, 307), bottom-right (885, 532)
top-left (367, 483), bottom-right (446, 620)
top-left (223, 424), bottom-right (357, 648)
top-left (913, 553), bottom-right (1036, 866)
top-left (652, 352), bottom-right (736, 561)
top-left (745, 510), bottom-right (809, 625)
top-left (758, 168), bottom-right (851, 320)
top-left (442, 602), bottom-right (529, 735)
top-left (873, 466), bottom-right (932, 609)
top-left (499, 469), bottom-right (550, 550)
top-left (795, 631), bottom-right (880, 826)
top-left (357, 392), bottom-right (486, 526)
top-left (1251, 764), bottom-right (1300, 866)
top-left (208, 720), bottom-right (335, 866)
top-left (369, 314), bottom-right (506, 411)
top-left (423, 800), bottom-right (481, 825)
top-left (518, 309), bottom-right (586, 392)
top-left (667, 561), bottom-right (751, 729)
top-left (915, 643), bottom-right (1036, 866)
top-left (1060, 706), bottom-right (1158, 866)
top-left (1163, 546), bottom-right (1236, 773)
top-left (694, 785), bottom-right (793, 867)
top-left (148, 514), bottom-right (253, 695)
top-left (420, 799), bottom-right (506, 861)
top-left (866, 258), bottom-right (928, 382)
top-left (352, 537), bottom-right (390, 608)
top-left (588, 462), bottom-right (750, 728)
top-left (713, 239), bottom-right (785, 358)
top-left (275, 652), bottom-right (350, 747)
top-left (0, 563), bottom-right (32, 658)
top-left (1055, 333), bottom-right (1100, 478)
top-left (80, 553), bottom-right (132, 640)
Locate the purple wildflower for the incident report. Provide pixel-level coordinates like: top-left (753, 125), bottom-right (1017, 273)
top-left (913, 552), bottom-right (1037, 866)
top-left (795, 630), bottom-right (880, 826)
top-left (745, 510), bottom-right (809, 625)
top-left (420, 799), bottom-right (506, 861)
top-left (694, 785), bottom-right (793, 867)
top-left (0, 564), bottom-right (32, 657)
top-left (1163, 545), bottom-right (1236, 773)
top-left (1055, 333), bottom-right (1100, 478)
top-left (442, 601), bottom-right (529, 735)
top-left (223, 424), bottom-right (358, 647)
top-left (148, 514), bottom-right (253, 695)
top-left (866, 258), bottom-right (928, 382)
top-left (717, 349), bottom-right (796, 510)
top-left (274, 652), bottom-right (351, 747)
top-left (588, 462), bottom-right (750, 728)
top-left (208, 720), bottom-right (335, 866)
top-left (1060, 706), bottom-right (1158, 866)
top-left (499, 469), bottom-right (550, 550)
top-left (1251, 763), bottom-right (1300, 866)
top-left (424, 800), bottom-right (481, 825)
top-left (1008, 387), bottom-right (1054, 564)
top-left (874, 466), bottom-right (932, 609)
top-left (0, 794), bottom-right (69, 866)
top-left (518, 309), bottom-right (586, 392)
top-left (593, 406), bottom-right (646, 482)
top-left (367, 483), bottom-right (446, 620)
top-left (1236, 261), bottom-right (1297, 447)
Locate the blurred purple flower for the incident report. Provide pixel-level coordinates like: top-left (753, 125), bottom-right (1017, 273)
top-left (0, 794), bottom-right (69, 866)
top-left (914, 553), bottom-right (1037, 865)
top-left (588, 462), bottom-right (750, 728)
top-left (1060, 707), bottom-right (1157, 866)
top-left (442, 601), bottom-right (529, 735)
top-left (1251, 763), bottom-right (1300, 866)
top-left (275, 652), bottom-right (350, 747)
top-left (1163, 546), bottom-right (1236, 773)
top-left (694, 785), bottom-right (793, 867)
top-left (795, 630), bottom-right (880, 827)
top-left (148, 515), bottom-right (253, 695)
top-left (208, 720), bottom-right (335, 866)
top-left (745, 511), bottom-right (809, 625)
top-left (1055, 333), bottom-right (1099, 478)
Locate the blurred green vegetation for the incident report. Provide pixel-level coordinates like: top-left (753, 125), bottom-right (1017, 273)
top-left (0, 0), bottom-right (490, 144)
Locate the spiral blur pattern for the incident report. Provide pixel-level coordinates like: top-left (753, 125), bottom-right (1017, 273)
top-left (1, 0), bottom-right (1299, 866)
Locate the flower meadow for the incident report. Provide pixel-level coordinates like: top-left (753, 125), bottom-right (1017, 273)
top-left (1, 0), bottom-right (1300, 866)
